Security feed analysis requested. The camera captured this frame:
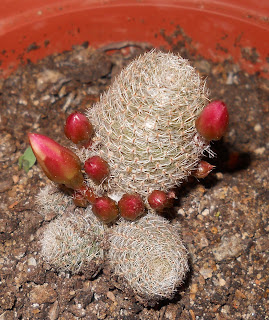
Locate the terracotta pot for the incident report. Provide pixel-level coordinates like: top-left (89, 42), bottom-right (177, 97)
top-left (0, 0), bottom-right (268, 78)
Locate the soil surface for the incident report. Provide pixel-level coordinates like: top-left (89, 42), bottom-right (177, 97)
top-left (0, 42), bottom-right (268, 320)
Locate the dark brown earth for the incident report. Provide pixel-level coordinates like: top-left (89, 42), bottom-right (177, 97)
top-left (0, 42), bottom-right (268, 320)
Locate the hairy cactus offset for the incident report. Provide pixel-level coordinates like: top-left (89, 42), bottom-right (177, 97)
top-left (40, 208), bottom-right (105, 274)
top-left (108, 213), bottom-right (189, 300)
top-left (76, 50), bottom-right (213, 203)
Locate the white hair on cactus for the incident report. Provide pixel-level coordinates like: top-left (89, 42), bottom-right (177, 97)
top-left (75, 50), bottom-right (212, 199)
top-left (40, 208), bottom-right (105, 273)
top-left (108, 213), bottom-right (189, 299)
top-left (36, 184), bottom-right (73, 217)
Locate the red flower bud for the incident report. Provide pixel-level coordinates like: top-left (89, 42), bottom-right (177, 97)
top-left (148, 190), bottom-right (173, 211)
top-left (192, 160), bottom-right (214, 179)
top-left (73, 190), bottom-right (89, 207)
top-left (195, 100), bottom-right (229, 141)
top-left (28, 133), bottom-right (84, 189)
top-left (64, 112), bottom-right (93, 144)
top-left (118, 193), bottom-right (145, 221)
top-left (76, 185), bottom-right (97, 204)
top-left (84, 156), bottom-right (109, 183)
top-left (92, 196), bottom-right (119, 223)
top-left (72, 184), bottom-right (97, 207)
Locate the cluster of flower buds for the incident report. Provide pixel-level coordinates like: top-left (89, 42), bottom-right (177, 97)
top-left (28, 112), bottom-right (148, 223)
top-left (29, 99), bottom-right (229, 224)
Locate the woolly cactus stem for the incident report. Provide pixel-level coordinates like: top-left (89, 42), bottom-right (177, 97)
top-left (76, 50), bottom-right (212, 202)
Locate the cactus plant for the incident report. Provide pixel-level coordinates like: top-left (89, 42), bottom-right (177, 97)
top-left (75, 50), bottom-right (214, 203)
top-left (40, 207), bottom-right (105, 274)
top-left (108, 213), bottom-right (189, 300)
top-left (31, 50), bottom-right (230, 303)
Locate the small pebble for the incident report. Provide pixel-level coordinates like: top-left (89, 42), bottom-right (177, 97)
top-left (226, 72), bottom-right (234, 85)
top-left (12, 175), bottom-right (19, 184)
top-left (211, 226), bottom-right (218, 234)
top-left (254, 147), bottom-right (265, 155)
top-left (48, 301), bottom-right (59, 320)
top-left (199, 267), bottom-right (213, 279)
top-left (28, 257), bottom-right (37, 267)
top-left (33, 100), bottom-right (40, 106)
top-left (30, 284), bottom-right (57, 304)
top-left (216, 172), bottom-right (223, 180)
top-left (254, 123), bottom-right (262, 132)
top-left (212, 235), bottom-right (245, 261)
top-left (0, 180), bottom-right (13, 193)
top-left (201, 208), bottom-right (209, 216)
top-left (177, 208), bottom-right (186, 216)
top-left (106, 291), bottom-right (116, 302)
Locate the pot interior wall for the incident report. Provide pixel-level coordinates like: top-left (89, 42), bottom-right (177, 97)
top-left (0, 0), bottom-right (268, 78)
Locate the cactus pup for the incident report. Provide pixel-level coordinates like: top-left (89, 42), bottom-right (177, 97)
top-left (40, 207), bottom-right (105, 274)
top-left (108, 214), bottom-right (189, 301)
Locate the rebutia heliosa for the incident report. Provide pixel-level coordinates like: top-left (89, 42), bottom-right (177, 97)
top-left (32, 50), bottom-right (230, 302)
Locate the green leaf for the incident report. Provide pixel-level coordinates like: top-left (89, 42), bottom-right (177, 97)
top-left (18, 146), bottom-right (36, 173)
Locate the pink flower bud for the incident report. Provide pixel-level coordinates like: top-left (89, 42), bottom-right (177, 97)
top-left (148, 190), bottom-right (172, 211)
top-left (192, 160), bottom-right (214, 179)
top-left (64, 112), bottom-right (93, 144)
top-left (118, 193), bottom-right (145, 221)
top-left (195, 100), bottom-right (229, 141)
top-left (28, 133), bottom-right (84, 190)
top-left (92, 196), bottom-right (119, 223)
top-left (84, 156), bottom-right (110, 183)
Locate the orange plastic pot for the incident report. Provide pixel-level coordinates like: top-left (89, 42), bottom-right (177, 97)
top-left (0, 0), bottom-right (268, 78)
